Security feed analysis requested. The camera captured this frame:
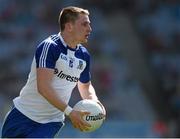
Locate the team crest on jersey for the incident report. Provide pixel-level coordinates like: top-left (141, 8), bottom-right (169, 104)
top-left (69, 57), bottom-right (75, 68)
top-left (77, 60), bottom-right (83, 70)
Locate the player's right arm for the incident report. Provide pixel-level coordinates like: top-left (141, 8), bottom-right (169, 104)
top-left (36, 41), bottom-right (68, 113)
top-left (37, 68), bottom-right (67, 112)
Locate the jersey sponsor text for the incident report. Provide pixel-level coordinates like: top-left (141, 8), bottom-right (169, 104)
top-left (54, 68), bottom-right (79, 82)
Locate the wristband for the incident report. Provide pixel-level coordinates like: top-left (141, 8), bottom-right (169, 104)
top-left (64, 105), bottom-right (73, 116)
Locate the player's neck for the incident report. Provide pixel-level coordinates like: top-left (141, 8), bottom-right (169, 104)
top-left (61, 32), bottom-right (78, 49)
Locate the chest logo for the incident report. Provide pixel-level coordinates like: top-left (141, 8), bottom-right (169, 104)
top-left (77, 60), bottom-right (84, 70)
top-left (60, 54), bottom-right (68, 61)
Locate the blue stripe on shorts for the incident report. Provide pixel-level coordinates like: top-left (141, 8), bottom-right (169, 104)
top-left (1, 107), bottom-right (64, 138)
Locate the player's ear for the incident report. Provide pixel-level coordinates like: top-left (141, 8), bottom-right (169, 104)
top-left (65, 22), bottom-right (73, 32)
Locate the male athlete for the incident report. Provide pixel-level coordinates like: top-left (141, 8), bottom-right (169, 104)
top-left (1, 6), bottom-right (105, 138)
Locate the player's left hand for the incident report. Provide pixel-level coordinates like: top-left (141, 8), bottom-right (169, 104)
top-left (96, 100), bottom-right (106, 120)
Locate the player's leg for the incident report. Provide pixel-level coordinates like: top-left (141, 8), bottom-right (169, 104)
top-left (1, 107), bottom-right (28, 138)
top-left (1, 106), bottom-right (64, 138)
top-left (26, 121), bottom-right (64, 138)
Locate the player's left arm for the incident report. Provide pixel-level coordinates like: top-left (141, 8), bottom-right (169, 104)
top-left (78, 81), bottom-right (97, 101)
top-left (78, 49), bottom-right (106, 116)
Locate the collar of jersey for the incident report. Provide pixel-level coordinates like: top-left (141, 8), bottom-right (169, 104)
top-left (58, 32), bottom-right (80, 51)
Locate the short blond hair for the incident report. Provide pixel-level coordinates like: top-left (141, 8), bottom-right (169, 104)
top-left (58, 6), bottom-right (89, 31)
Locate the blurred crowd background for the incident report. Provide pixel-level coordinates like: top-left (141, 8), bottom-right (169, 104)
top-left (0, 0), bottom-right (180, 137)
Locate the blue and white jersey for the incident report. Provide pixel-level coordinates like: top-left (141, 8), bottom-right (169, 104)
top-left (13, 33), bottom-right (91, 123)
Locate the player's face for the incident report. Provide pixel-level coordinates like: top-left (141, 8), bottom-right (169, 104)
top-left (72, 14), bottom-right (92, 44)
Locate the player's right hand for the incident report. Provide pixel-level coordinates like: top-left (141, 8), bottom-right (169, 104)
top-left (69, 110), bottom-right (91, 131)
